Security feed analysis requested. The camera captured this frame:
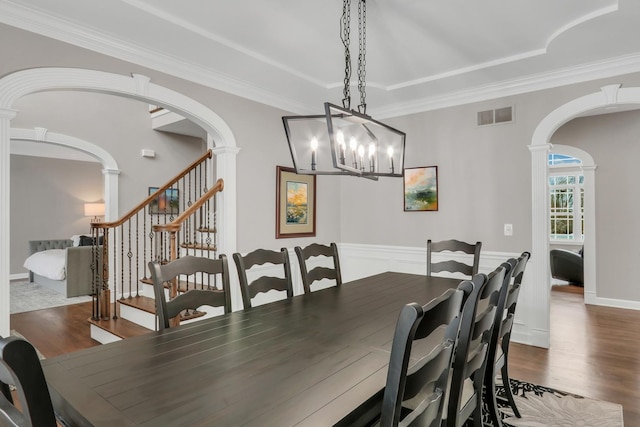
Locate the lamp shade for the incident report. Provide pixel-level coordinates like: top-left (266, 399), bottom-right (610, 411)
top-left (84, 203), bottom-right (105, 217)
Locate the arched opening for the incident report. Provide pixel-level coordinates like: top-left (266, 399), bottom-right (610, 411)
top-left (0, 68), bottom-right (239, 337)
top-left (11, 127), bottom-right (121, 220)
top-left (529, 84), bottom-right (640, 348)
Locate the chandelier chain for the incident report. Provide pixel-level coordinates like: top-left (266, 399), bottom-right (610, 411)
top-left (341, 0), bottom-right (352, 109)
top-left (357, 0), bottom-right (367, 114)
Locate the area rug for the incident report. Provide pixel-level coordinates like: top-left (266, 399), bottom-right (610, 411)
top-left (10, 280), bottom-right (92, 314)
top-left (487, 378), bottom-right (624, 427)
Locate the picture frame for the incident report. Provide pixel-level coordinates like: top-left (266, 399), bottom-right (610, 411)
top-left (148, 187), bottom-right (179, 215)
top-left (276, 166), bottom-right (316, 238)
top-left (404, 166), bottom-right (438, 211)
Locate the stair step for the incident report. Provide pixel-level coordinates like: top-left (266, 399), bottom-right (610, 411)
top-left (118, 295), bottom-right (156, 314)
top-left (116, 293), bottom-right (208, 322)
top-left (180, 242), bottom-right (217, 251)
top-left (196, 227), bottom-right (216, 233)
top-left (140, 278), bottom-right (222, 293)
top-left (88, 316), bottom-right (152, 340)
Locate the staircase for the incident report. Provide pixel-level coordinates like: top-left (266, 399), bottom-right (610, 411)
top-left (86, 149), bottom-right (222, 343)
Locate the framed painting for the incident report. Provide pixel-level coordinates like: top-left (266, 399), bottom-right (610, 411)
top-left (148, 187), bottom-right (179, 215)
top-left (404, 166), bottom-right (438, 211)
top-left (276, 166), bottom-right (316, 238)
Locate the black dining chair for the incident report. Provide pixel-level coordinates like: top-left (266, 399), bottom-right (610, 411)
top-left (444, 262), bottom-right (510, 427)
top-left (233, 248), bottom-right (294, 309)
top-left (0, 336), bottom-right (57, 426)
top-left (148, 254), bottom-right (232, 331)
top-left (427, 239), bottom-right (482, 279)
top-left (380, 285), bottom-right (470, 427)
top-left (484, 251), bottom-right (531, 424)
top-left (295, 242), bottom-right (342, 293)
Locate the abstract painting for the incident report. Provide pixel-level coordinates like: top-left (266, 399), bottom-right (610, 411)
top-left (404, 166), bottom-right (438, 211)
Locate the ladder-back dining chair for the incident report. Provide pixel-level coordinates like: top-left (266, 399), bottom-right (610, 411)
top-left (233, 248), bottom-right (294, 309)
top-left (484, 251), bottom-right (531, 425)
top-left (0, 336), bottom-right (57, 427)
top-left (380, 285), bottom-right (469, 427)
top-left (148, 254), bottom-right (232, 331)
top-left (445, 262), bottom-right (509, 427)
top-left (295, 242), bottom-right (342, 293)
top-left (427, 239), bottom-right (482, 279)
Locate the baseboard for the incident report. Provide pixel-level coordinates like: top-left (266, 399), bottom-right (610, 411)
top-left (585, 291), bottom-right (640, 311)
top-left (9, 273), bottom-right (28, 281)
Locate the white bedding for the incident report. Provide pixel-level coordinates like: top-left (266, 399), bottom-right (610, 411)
top-left (23, 249), bottom-right (66, 280)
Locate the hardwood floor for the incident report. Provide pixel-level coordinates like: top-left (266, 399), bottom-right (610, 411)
top-left (10, 285), bottom-right (639, 425)
top-left (510, 284), bottom-right (640, 425)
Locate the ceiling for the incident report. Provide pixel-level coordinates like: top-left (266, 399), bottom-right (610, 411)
top-left (2, 0), bottom-right (640, 118)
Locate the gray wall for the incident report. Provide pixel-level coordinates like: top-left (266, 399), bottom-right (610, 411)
top-left (551, 111), bottom-right (640, 301)
top-left (3, 23), bottom-right (640, 303)
top-left (9, 155), bottom-right (103, 273)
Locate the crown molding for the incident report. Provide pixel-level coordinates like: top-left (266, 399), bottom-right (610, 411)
top-left (0, 1), bottom-right (312, 114)
top-left (2, 1), bottom-right (639, 119)
top-left (373, 52), bottom-right (640, 119)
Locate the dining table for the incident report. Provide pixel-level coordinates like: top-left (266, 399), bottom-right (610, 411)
top-left (42, 271), bottom-right (462, 426)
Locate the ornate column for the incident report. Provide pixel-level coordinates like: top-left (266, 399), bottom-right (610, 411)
top-left (528, 142), bottom-right (552, 348)
top-left (0, 108), bottom-right (17, 338)
top-left (211, 143), bottom-right (241, 310)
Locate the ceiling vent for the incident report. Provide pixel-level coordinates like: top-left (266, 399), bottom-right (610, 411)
top-left (477, 106), bottom-right (513, 126)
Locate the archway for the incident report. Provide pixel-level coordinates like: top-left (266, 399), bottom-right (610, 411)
top-left (11, 127), bottom-right (121, 220)
top-left (529, 84), bottom-right (640, 348)
top-left (0, 68), bottom-right (239, 337)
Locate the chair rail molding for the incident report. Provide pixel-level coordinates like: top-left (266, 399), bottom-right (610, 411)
top-left (0, 67), bottom-right (238, 338)
top-left (530, 83), bottom-right (640, 349)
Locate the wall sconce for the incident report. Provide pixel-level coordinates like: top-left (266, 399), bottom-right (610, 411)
top-left (84, 203), bottom-right (105, 222)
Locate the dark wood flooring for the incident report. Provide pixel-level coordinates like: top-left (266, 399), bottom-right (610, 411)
top-left (10, 284), bottom-right (639, 425)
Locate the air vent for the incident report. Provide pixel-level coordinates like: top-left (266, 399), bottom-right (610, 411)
top-left (477, 106), bottom-right (513, 126)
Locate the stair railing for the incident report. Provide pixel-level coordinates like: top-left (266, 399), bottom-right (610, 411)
top-left (89, 150), bottom-right (217, 321)
top-left (152, 179), bottom-right (223, 301)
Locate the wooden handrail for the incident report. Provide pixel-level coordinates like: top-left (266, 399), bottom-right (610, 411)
top-left (152, 179), bottom-right (224, 233)
top-left (93, 150), bottom-right (213, 229)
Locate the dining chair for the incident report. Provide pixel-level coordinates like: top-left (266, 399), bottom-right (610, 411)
top-left (380, 285), bottom-right (469, 427)
top-left (148, 254), bottom-right (232, 331)
top-left (427, 239), bottom-right (482, 279)
top-left (0, 336), bottom-right (57, 426)
top-left (233, 248), bottom-right (294, 309)
top-left (484, 251), bottom-right (531, 424)
top-left (444, 263), bottom-right (508, 427)
top-left (295, 242), bottom-right (342, 293)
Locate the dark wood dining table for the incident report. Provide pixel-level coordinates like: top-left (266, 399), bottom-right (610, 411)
top-left (43, 272), bottom-right (461, 426)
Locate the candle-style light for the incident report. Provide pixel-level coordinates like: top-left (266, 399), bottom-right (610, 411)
top-left (350, 137), bottom-right (358, 169)
top-left (387, 146), bottom-right (394, 174)
top-left (358, 145), bottom-right (365, 172)
top-left (337, 130), bottom-right (346, 164)
top-left (368, 143), bottom-right (376, 172)
top-left (310, 137), bottom-right (318, 170)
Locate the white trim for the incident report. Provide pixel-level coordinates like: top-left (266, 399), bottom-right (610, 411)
top-left (585, 292), bottom-right (640, 311)
top-left (530, 84), bottom-right (640, 349)
top-left (0, 67), bottom-right (238, 338)
top-left (10, 128), bottom-right (121, 221)
top-left (9, 273), bottom-right (28, 281)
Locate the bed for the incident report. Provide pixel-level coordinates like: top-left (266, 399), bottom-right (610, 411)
top-left (24, 239), bottom-right (101, 298)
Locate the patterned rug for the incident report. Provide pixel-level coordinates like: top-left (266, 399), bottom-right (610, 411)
top-left (489, 378), bottom-right (624, 427)
top-left (10, 280), bottom-right (92, 314)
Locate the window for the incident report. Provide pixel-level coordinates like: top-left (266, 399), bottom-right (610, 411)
top-left (549, 154), bottom-right (583, 242)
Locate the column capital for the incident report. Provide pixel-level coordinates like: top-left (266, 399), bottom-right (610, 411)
top-left (528, 143), bottom-right (553, 153)
top-left (211, 146), bottom-right (241, 156)
top-left (0, 108), bottom-right (17, 120)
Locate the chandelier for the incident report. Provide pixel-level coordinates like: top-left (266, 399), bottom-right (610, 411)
top-left (282, 0), bottom-right (406, 180)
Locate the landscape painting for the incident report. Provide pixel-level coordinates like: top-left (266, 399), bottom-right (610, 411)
top-left (404, 166), bottom-right (438, 211)
top-left (286, 181), bottom-right (308, 224)
top-left (276, 166), bottom-right (316, 238)
top-left (148, 187), bottom-right (179, 215)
